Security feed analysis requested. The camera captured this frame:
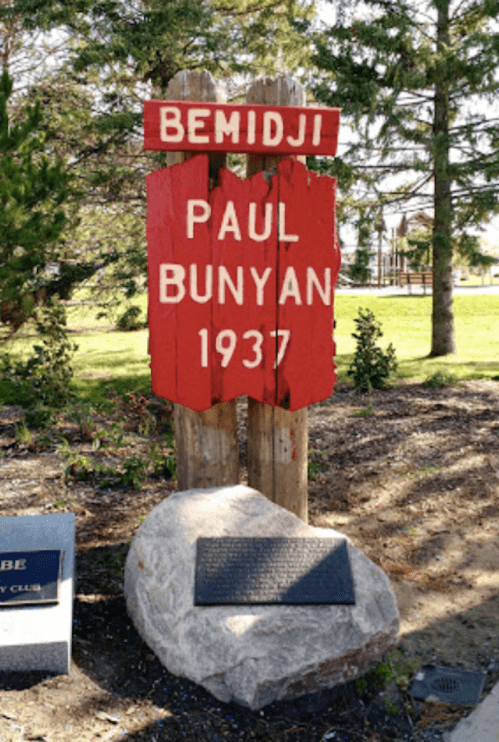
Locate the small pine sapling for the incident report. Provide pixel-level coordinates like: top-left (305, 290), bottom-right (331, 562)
top-left (348, 308), bottom-right (397, 392)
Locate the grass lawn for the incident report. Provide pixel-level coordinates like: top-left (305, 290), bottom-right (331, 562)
top-left (458, 276), bottom-right (499, 287)
top-left (333, 293), bottom-right (499, 384)
top-left (71, 293), bottom-right (499, 402)
top-left (1, 292), bottom-right (498, 405)
top-left (64, 292), bottom-right (150, 403)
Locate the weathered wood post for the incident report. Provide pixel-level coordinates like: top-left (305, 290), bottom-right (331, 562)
top-left (245, 77), bottom-right (308, 522)
top-left (165, 70), bottom-right (239, 490)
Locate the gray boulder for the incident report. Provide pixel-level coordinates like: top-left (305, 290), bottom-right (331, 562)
top-left (124, 485), bottom-right (399, 710)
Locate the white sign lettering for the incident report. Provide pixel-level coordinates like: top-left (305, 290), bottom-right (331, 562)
top-left (158, 105), bottom-right (324, 150)
top-left (199, 328), bottom-right (291, 369)
top-left (214, 109), bottom-right (240, 144)
top-left (186, 199), bottom-right (298, 243)
top-left (9, 584), bottom-right (41, 593)
top-left (0, 559), bottom-right (27, 571)
top-left (159, 264), bottom-right (332, 307)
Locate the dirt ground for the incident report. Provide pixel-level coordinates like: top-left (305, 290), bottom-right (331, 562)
top-left (1, 379), bottom-right (498, 741)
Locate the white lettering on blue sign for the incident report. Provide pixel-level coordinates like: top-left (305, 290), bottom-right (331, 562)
top-left (0, 559), bottom-right (27, 571)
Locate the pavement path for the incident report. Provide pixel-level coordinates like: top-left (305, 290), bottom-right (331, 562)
top-left (443, 681), bottom-right (499, 742)
top-left (336, 283), bottom-right (499, 296)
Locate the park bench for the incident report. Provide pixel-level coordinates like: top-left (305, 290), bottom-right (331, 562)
top-left (399, 271), bottom-right (433, 295)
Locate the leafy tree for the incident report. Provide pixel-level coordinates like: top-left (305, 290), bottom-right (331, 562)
top-left (398, 212), bottom-right (433, 271)
top-left (311, 0), bottom-right (499, 355)
top-left (474, 238), bottom-right (499, 278)
top-left (0, 69), bottom-right (70, 334)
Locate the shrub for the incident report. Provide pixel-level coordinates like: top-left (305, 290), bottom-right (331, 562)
top-left (116, 305), bottom-right (144, 331)
top-left (348, 308), bottom-right (397, 392)
top-left (1, 301), bottom-right (77, 424)
top-left (423, 370), bottom-right (457, 388)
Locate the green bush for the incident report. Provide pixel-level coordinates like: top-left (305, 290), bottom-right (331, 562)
top-left (1, 302), bottom-right (77, 423)
top-left (347, 308), bottom-right (397, 392)
top-left (423, 370), bottom-right (457, 388)
top-left (116, 305), bottom-right (144, 331)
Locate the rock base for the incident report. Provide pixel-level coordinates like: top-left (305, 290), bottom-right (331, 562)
top-left (125, 485), bottom-right (399, 710)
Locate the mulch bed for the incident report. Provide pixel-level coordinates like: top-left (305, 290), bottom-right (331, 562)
top-left (2, 382), bottom-right (499, 741)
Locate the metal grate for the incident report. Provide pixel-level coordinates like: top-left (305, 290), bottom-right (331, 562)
top-left (410, 665), bottom-right (485, 705)
top-left (431, 676), bottom-right (460, 693)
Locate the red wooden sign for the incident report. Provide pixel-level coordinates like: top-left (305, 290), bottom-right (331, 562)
top-left (147, 155), bottom-right (341, 411)
top-left (144, 100), bottom-right (340, 156)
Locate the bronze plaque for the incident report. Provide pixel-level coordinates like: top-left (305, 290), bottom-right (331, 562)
top-left (194, 537), bottom-right (355, 606)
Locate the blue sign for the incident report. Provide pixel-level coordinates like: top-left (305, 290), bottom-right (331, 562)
top-left (0, 550), bottom-right (62, 606)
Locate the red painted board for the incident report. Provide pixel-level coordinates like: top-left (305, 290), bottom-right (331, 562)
top-left (209, 166), bottom-right (279, 406)
top-left (146, 166), bottom-right (178, 402)
top-left (146, 154), bottom-right (341, 411)
top-left (275, 158), bottom-right (340, 410)
top-left (147, 157), bottom-right (212, 410)
top-left (144, 100), bottom-right (340, 156)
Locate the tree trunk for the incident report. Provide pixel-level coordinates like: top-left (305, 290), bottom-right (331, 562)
top-left (245, 77), bottom-right (308, 523)
top-left (165, 70), bottom-right (239, 489)
top-left (431, 0), bottom-right (456, 356)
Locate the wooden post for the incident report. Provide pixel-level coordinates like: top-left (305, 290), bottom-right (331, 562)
top-left (245, 77), bottom-right (308, 523)
top-left (165, 70), bottom-right (239, 490)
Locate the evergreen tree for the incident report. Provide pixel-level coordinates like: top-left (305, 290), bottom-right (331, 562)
top-left (20, 67), bottom-right (149, 309)
top-left (1, 0), bottom-right (316, 314)
top-left (349, 247), bottom-right (373, 283)
top-left (311, 0), bottom-right (499, 355)
top-left (349, 208), bottom-right (374, 282)
top-left (0, 70), bottom-right (70, 334)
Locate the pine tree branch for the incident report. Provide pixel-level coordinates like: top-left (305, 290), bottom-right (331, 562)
top-left (212, 0), bottom-right (290, 18)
